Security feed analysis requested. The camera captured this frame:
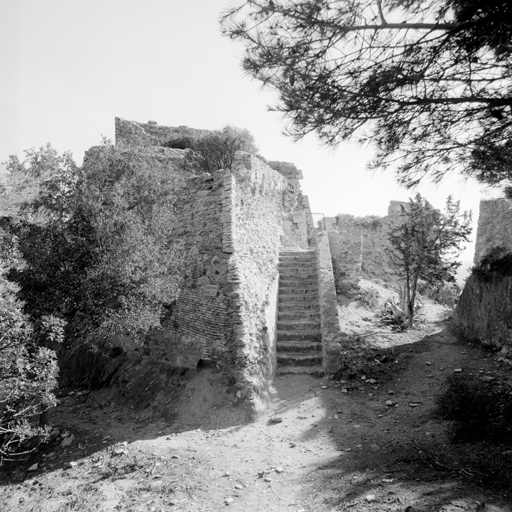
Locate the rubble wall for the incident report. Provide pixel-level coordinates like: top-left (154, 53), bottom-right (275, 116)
top-left (144, 170), bottom-right (230, 368)
top-left (115, 116), bottom-right (209, 148)
top-left (226, 153), bottom-right (288, 411)
top-left (454, 274), bottom-right (512, 351)
top-left (474, 199), bottom-right (512, 264)
top-left (326, 202), bottom-right (404, 292)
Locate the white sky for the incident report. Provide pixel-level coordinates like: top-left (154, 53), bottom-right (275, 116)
top-left (0, 0), bottom-right (502, 263)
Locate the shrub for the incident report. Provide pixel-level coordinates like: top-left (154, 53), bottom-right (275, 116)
top-left (0, 274), bottom-right (62, 462)
top-left (359, 286), bottom-right (379, 309)
top-left (190, 126), bottom-right (258, 173)
top-left (378, 296), bottom-right (408, 331)
top-left (4, 144), bottom-right (186, 387)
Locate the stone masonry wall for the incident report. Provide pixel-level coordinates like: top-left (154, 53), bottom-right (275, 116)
top-left (267, 161), bottom-right (310, 249)
top-left (454, 274), bottom-right (512, 351)
top-left (474, 199), bottom-right (512, 264)
top-left (312, 230), bottom-right (344, 372)
top-left (115, 117), bottom-right (209, 148)
top-left (326, 202), bottom-right (405, 292)
top-left (453, 198), bottom-right (512, 352)
top-left (226, 153), bottom-right (288, 412)
top-left (142, 151), bottom-right (293, 412)
top-left (145, 170), bottom-right (231, 368)
top-left (111, 118), bottom-right (313, 414)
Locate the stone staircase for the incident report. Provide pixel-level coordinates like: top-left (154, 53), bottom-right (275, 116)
top-left (276, 250), bottom-right (323, 375)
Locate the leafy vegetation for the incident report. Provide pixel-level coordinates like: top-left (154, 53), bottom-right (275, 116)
top-left (223, 0), bottom-right (512, 191)
top-left (387, 194), bottom-right (471, 327)
top-left (189, 125), bottom-right (258, 172)
top-left (0, 270), bottom-right (62, 462)
top-left (1, 143), bottom-right (186, 388)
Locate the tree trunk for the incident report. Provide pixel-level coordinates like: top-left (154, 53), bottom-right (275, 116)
top-left (408, 273), bottom-right (420, 327)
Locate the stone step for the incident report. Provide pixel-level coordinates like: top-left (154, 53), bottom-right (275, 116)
top-left (278, 311), bottom-right (321, 321)
top-left (279, 262), bottom-right (316, 269)
top-left (278, 288), bottom-right (319, 296)
top-left (277, 353), bottom-right (323, 367)
top-left (279, 250), bottom-right (316, 257)
top-left (279, 274), bottom-right (318, 282)
top-left (279, 277), bottom-right (318, 285)
top-left (278, 303), bottom-right (321, 313)
top-left (276, 341), bottom-right (322, 353)
top-left (280, 250), bottom-right (315, 256)
top-left (276, 366), bottom-right (324, 377)
top-left (279, 258), bottom-right (316, 265)
top-left (278, 295), bottom-right (320, 304)
top-left (279, 280), bottom-right (318, 287)
top-left (277, 331), bottom-right (321, 342)
top-left (279, 266), bottom-right (317, 273)
top-left (277, 320), bottom-right (320, 331)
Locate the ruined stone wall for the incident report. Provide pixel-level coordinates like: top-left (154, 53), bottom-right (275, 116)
top-left (115, 117), bottom-right (208, 148)
top-left (144, 170), bottom-right (231, 368)
top-left (141, 151), bottom-right (292, 412)
top-left (267, 161), bottom-right (311, 249)
top-left (227, 153), bottom-right (288, 411)
top-left (312, 231), bottom-right (344, 372)
top-left (454, 274), bottom-right (512, 351)
top-left (454, 198), bottom-right (512, 351)
top-left (110, 118), bottom-right (314, 414)
top-left (474, 199), bottom-right (512, 264)
top-left (326, 203), bottom-right (404, 292)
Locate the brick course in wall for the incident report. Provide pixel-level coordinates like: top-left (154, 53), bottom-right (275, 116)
top-left (144, 169), bottom-right (231, 368)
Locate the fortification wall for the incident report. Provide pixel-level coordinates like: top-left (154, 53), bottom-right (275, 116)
top-left (109, 118), bottom-right (314, 413)
top-left (135, 150), bottom-right (293, 412)
top-left (474, 199), bottom-right (512, 264)
top-left (326, 202), bottom-right (404, 292)
top-left (226, 153), bottom-right (289, 410)
top-left (454, 274), bottom-right (512, 351)
top-left (145, 170), bottom-right (230, 368)
top-left (115, 117), bottom-right (209, 148)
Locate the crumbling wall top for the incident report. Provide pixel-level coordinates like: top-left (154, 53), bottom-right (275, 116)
top-left (115, 117), bottom-right (209, 148)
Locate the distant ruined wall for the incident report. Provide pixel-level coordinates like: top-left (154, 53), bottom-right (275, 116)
top-left (115, 117), bottom-right (208, 148)
top-left (326, 201), bottom-right (405, 291)
top-left (474, 199), bottom-right (512, 264)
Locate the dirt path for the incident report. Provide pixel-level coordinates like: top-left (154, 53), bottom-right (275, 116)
top-left (1, 324), bottom-right (511, 511)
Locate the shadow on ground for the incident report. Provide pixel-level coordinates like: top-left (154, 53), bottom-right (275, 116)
top-left (291, 325), bottom-right (512, 511)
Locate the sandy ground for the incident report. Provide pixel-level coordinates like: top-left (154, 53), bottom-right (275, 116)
top-left (1, 291), bottom-right (511, 511)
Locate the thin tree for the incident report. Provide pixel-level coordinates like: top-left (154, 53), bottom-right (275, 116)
top-left (222, 0), bottom-right (512, 190)
top-left (388, 194), bottom-right (471, 327)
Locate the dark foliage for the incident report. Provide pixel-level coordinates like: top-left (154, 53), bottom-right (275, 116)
top-left (2, 144), bottom-right (186, 387)
top-left (387, 194), bottom-right (471, 326)
top-left (223, 0), bottom-right (512, 190)
top-left (189, 126), bottom-right (258, 172)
